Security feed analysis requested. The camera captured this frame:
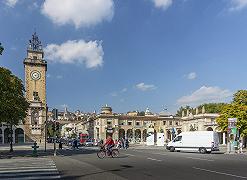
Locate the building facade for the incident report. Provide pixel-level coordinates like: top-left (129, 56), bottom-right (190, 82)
top-left (94, 105), bottom-right (182, 143)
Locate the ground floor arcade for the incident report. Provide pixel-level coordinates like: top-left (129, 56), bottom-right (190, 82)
top-left (0, 125), bottom-right (25, 144)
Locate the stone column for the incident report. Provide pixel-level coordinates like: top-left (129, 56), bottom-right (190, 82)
top-left (132, 129), bottom-right (135, 143)
top-left (140, 130), bottom-right (143, 143)
top-left (1, 128), bottom-right (4, 144)
top-left (223, 132), bottom-right (226, 145)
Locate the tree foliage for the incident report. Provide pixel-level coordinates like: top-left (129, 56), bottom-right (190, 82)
top-left (137, 111), bottom-right (145, 116)
top-left (233, 90), bottom-right (247, 105)
top-left (176, 103), bottom-right (226, 117)
top-left (197, 103), bottom-right (226, 114)
top-left (176, 106), bottom-right (193, 117)
top-left (0, 67), bottom-right (29, 125)
top-left (216, 90), bottom-right (247, 136)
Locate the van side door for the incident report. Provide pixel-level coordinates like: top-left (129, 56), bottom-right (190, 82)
top-left (173, 136), bottom-right (182, 150)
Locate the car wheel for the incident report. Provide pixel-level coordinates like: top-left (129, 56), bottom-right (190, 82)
top-left (170, 146), bottom-right (175, 152)
top-left (199, 147), bottom-right (206, 154)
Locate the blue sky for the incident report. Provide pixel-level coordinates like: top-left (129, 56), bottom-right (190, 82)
top-left (0, 0), bottom-right (247, 114)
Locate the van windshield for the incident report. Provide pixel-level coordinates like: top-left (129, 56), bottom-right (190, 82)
top-left (173, 136), bottom-right (182, 142)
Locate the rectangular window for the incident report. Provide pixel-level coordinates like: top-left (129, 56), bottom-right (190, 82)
top-left (175, 122), bottom-right (179, 126)
top-left (169, 121), bottom-right (172, 126)
top-left (128, 122), bottom-right (132, 126)
top-left (163, 121), bottom-right (166, 125)
top-left (107, 121), bottom-right (112, 125)
top-left (136, 122), bottom-right (140, 126)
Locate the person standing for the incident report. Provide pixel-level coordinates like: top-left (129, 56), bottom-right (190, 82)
top-left (238, 140), bottom-right (243, 153)
top-left (59, 141), bottom-right (63, 150)
top-left (125, 138), bottom-right (129, 149)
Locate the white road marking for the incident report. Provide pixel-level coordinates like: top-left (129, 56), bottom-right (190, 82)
top-left (152, 152), bottom-right (167, 156)
top-left (133, 150), bottom-right (143, 153)
top-left (124, 153), bottom-right (135, 157)
top-left (186, 157), bottom-right (214, 162)
top-left (193, 167), bottom-right (247, 179)
top-left (147, 158), bottom-right (162, 162)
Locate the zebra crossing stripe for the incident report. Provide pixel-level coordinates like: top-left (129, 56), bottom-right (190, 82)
top-left (0, 158), bottom-right (61, 180)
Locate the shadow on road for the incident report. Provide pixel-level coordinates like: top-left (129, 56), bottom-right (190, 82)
top-left (0, 147), bottom-right (99, 159)
top-left (59, 164), bottom-right (133, 180)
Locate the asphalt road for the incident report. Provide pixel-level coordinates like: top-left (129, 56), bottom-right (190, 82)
top-left (53, 146), bottom-right (247, 180)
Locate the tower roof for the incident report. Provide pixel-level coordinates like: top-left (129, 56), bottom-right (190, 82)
top-left (28, 32), bottom-right (43, 52)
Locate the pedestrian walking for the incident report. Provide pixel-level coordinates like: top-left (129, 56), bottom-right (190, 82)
top-left (238, 140), bottom-right (243, 153)
top-left (125, 138), bottom-right (129, 149)
top-left (59, 141), bottom-right (63, 150)
top-left (122, 138), bottom-right (125, 149)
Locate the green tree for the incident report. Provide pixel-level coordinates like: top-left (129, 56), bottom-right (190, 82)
top-left (176, 106), bottom-right (193, 117)
top-left (233, 90), bottom-right (247, 105)
top-left (216, 90), bottom-right (247, 137)
top-left (197, 103), bottom-right (226, 114)
top-left (137, 111), bottom-right (145, 116)
top-left (0, 67), bottom-right (29, 152)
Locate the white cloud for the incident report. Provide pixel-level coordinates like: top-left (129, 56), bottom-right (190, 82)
top-left (110, 92), bottom-right (118, 97)
top-left (177, 86), bottom-right (232, 106)
top-left (47, 74), bottom-right (51, 78)
top-left (187, 72), bottom-right (197, 80)
top-left (44, 40), bottom-right (104, 69)
top-left (121, 88), bottom-right (127, 93)
top-left (41, 0), bottom-right (114, 28)
top-left (151, 0), bottom-right (173, 10)
top-left (136, 83), bottom-right (157, 91)
top-left (56, 75), bottom-right (63, 79)
top-left (4, 0), bottom-right (18, 7)
top-left (229, 0), bottom-right (247, 11)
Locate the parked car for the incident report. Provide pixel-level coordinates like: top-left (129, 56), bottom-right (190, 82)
top-left (84, 139), bottom-right (94, 146)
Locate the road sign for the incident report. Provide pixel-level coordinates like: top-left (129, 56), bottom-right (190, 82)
top-left (228, 118), bottom-right (237, 128)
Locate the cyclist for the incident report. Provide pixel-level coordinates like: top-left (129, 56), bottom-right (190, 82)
top-left (103, 135), bottom-right (115, 155)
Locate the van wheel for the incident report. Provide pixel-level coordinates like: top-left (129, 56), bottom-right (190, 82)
top-left (170, 146), bottom-right (175, 152)
top-left (199, 147), bottom-right (206, 154)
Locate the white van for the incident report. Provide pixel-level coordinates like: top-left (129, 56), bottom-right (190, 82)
top-left (166, 131), bottom-right (219, 154)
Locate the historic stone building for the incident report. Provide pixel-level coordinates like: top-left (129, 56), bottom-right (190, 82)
top-left (181, 108), bottom-right (226, 144)
top-left (94, 105), bottom-right (182, 143)
top-left (23, 32), bottom-right (47, 142)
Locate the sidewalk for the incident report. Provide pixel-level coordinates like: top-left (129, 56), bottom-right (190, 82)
top-left (0, 143), bottom-right (55, 159)
top-left (129, 144), bottom-right (247, 154)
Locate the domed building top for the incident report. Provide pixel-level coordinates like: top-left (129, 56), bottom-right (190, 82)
top-left (145, 107), bottom-right (154, 116)
top-left (101, 104), bottom-right (112, 114)
top-left (159, 111), bottom-right (172, 117)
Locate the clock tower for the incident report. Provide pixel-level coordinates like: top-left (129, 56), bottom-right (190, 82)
top-left (23, 32), bottom-right (47, 142)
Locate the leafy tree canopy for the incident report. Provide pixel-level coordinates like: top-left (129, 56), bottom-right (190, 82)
top-left (197, 103), bottom-right (226, 114)
top-left (216, 90), bottom-right (247, 136)
top-left (0, 67), bottom-right (29, 125)
top-left (233, 90), bottom-right (247, 105)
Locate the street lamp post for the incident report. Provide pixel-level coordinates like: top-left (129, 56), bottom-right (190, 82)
top-left (0, 42), bottom-right (4, 55)
top-left (44, 105), bottom-right (48, 152)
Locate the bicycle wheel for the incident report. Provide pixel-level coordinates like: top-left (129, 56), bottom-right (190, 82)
top-left (111, 149), bottom-right (119, 158)
top-left (97, 150), bottom-right (106, 159)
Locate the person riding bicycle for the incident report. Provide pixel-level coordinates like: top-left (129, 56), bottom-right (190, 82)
top-left (103, 135), bottom-right (115, 155)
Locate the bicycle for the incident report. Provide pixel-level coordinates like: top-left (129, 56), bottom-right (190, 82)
top-left (97, 146), bottom-right (119, 159)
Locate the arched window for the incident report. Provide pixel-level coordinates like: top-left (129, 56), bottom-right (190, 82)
top-left (31, 110), bottom-right (39, 125)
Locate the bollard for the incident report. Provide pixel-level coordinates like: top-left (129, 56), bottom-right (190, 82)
top-left (31, 141), bottom-right (39, 157)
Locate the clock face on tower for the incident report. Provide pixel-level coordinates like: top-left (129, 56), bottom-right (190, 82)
top-left (30, 70), bottom-right (41, 80)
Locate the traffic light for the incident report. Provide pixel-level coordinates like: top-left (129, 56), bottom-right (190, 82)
top-left (52, 108), bottom-right (58, 120)
top-left (55, 122), bottom-right (60, 131)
